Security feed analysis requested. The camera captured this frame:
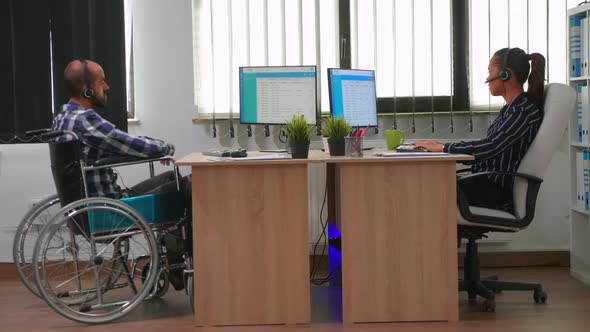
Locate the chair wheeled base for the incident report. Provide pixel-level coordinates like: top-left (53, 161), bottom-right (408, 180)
top-left (458, 226), bottom-right (548, 312)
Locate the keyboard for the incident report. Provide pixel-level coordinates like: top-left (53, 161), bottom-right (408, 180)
top-left (203, 148), bottom-right (248, 158)
top-left (395, 144), bottom-right (429, 153)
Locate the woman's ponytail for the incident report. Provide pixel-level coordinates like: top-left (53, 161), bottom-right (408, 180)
top-left (527, 53), bottom-right (546, 107)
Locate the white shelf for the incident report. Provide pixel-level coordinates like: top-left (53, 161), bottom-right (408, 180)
top-left (569, 6), bottom-right (590, 288)
top-left (571, 206), bottom-right (590, 216)
top-left (569, 4), bottom-right (590, 17)
top-left (571, 142), bottom-right (589, 148)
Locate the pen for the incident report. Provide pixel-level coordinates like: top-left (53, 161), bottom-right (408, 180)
top-left (352, 124), bottom-right (370, 154)
top-left (360, 124), bottom-right (371, 137)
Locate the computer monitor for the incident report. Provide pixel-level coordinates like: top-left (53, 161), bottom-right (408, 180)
top-left (327, 68), bottom-right (378, 128)
top-left (239, 66), bottom-right (318, 125)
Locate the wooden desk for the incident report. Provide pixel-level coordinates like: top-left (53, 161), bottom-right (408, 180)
top-left (177, 152), bottom-right (323, 326)
top-left (178, 150), bottom-right (472, 326)
top-left (325, 152), bottom-right (473, 323)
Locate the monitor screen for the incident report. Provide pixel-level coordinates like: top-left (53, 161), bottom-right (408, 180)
top-left (327, 68), bottom-right (378, 128)
top-left (239, 66), bottom-right (318, 125)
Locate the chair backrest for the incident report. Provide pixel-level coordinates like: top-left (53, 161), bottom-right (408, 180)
top-left (513, 83), bottom-right (576, 217)
top-left (49, 140), bottom-right (85, 205)
top-left (48, 140), bottom-right (90, 235)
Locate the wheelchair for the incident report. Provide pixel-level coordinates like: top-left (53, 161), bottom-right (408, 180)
top-left (15, 129), bottom-right (194, 324)
top-left (13, 192), bottom-right (61, 298)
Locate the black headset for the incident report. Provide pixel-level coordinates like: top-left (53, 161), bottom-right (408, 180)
top-left (80, 59), bottom-right (94, 99)
top-left (498, 47), bottom-right (513, 81)
top-left (486, 48), bottom-right (512, 83)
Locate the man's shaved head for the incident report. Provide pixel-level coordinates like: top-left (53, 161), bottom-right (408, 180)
top-left (64, 60), bottom-right (85, 97)
top-left (63, 60), bottom-right (109, 107)
top-left (64, 60), bottom-right (102, 97)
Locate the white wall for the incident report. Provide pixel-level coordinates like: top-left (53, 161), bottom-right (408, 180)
top-left (0, 0), bottom-right (570, 262)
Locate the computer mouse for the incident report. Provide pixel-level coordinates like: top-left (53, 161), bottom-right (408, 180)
top-left (413, 146), bottom-right (429, 152)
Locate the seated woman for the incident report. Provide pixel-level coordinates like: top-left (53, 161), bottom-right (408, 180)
top-left (414, 47), bottom-right (546, 213)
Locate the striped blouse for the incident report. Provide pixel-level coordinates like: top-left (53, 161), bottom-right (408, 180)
top-left (443, 93), bottom-right (543, 187)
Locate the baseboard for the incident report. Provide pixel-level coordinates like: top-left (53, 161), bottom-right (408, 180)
top-left (458, 250), bottom-right (570, 268)
top-left (310, 250), bottom-right (570, 270)
top-left (309, 250), bottom-right (570, 272)
top-left (1, 251), bottom-right (569, 283)
top-left (309, 255), bottom-right (329, 272)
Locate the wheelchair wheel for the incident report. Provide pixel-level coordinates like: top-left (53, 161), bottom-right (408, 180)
top-left (140, 262), bottom-right (170, 298)
top-left (184, 256), bottom-right (194, 312)
top-left (12, 194), bottom-right (60, 298)
top-left (33, 198), bottom-right (159, 324)
top-left (186, 274), bottom-right (194, 312)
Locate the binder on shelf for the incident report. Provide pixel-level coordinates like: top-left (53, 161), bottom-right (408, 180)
top-left (583, 85), bottom-right (589, 144)
top-left (576, 83), bottom-right (584, 143)
top-left (583, 17), bottom-right (588, 77)
top-left (584, 149), bottom-right (590, 210)
top-left (571, 15), bottom-right (583, 77)
top-left (577, 151), bottom-right (586, 210)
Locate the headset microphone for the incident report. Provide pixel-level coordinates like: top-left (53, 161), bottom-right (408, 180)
top-left (486, 48), bottom-right (512, 84)
top-left (485, 76), bottom-right (500, 84)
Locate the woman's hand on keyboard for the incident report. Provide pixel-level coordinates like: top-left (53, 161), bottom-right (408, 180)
top-left (413, 140), bottom-right (444, 152)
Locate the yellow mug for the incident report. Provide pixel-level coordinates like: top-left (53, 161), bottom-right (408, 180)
top-left (385, 129), bottom-right (405, 150)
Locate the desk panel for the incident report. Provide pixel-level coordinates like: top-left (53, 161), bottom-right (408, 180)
top-left (191, 163), bottom-right (310, 326)
top-left (338, 160), bottom-right (459, 323)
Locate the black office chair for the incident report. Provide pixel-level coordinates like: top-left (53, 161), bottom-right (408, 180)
top-left (456, 83), bottom-right (576, 312)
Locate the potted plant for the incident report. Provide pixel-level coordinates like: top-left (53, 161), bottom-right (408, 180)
top-left (321, 116), bottom-right (352, 156)
top-left (282, 115), bottom-right (316, 159)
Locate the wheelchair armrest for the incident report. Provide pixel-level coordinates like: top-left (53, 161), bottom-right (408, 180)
top-left (37, 130), bottom-right (80, 141)
top-left (87, 154), bottom-right (173, 170)
top-left (457, 171), bottom-right (543, 229)
top-left (25, 128), bottom-right (52, 137)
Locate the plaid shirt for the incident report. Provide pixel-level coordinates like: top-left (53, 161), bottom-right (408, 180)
top-left (444, 93), bottom-right (543, 187)
top-left (52, 101), bottom-right (173, 198)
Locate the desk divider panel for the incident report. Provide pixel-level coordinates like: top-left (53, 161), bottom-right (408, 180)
top-left (338, 160), bottom-right (459, 323)
top-left (191, 163), bottom-right (310, 326)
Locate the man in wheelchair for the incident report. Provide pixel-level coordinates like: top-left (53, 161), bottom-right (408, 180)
top-left (53, 60), bottom-right (191, 293)
top-left (13, 59), bottom-right (196, 324)
top-left (55, 59), bottom-right (191, 203)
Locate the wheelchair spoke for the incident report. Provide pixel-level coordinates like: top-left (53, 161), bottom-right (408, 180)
top-left (130, 237), bottom-right (150, 258)
top-left (52, 265), bottom-right (96, 290)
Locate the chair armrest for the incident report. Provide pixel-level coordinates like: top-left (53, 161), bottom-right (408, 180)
top-left (86, 154), bottom-right (173, 170)
top-left (457, 171), bottom-right (543, 229)
top-left (457, 171), bottom-right (542, 184)
top-left (456, 168), bottom-right (471, 175)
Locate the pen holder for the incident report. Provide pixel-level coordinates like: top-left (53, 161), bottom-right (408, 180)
top-left (345, 137), bottom-right (363, 157)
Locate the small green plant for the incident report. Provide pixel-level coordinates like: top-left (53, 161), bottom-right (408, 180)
top-left (321, 116), bottom-right (352, 139)
top-left (282, 115), bottom-right (316, 141)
